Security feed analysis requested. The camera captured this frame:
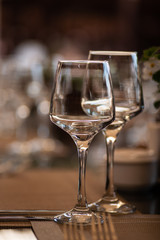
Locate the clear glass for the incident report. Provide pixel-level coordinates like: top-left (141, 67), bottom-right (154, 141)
top-left (50, 60), bottom-right (115, 224)
top-left (88, 51), bottom-right (144, 214)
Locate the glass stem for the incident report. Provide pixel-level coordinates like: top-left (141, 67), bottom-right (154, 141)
top-left (103, 136), bottom-right (117, 201)
top-left (74, 141), bottom-right (90, 210)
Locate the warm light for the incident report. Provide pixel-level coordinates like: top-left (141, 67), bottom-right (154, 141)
top-left (37, 100), bottom-right (50, 115)
top-left (27, 81), bottom-right (42, 98)
top-left (16, 105), bottom-right (30, 119)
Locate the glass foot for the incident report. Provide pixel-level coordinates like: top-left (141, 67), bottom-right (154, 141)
top-left (53, 208), bottom-right (101, 224)
top-left (88, 198), bottom-right (136, 214)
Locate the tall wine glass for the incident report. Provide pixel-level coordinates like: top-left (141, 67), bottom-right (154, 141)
top-left (49, 60), bottom-right (115, 224)
top-left (88, 51), bottom-right (144, 214)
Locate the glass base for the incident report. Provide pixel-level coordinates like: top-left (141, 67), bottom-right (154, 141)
top-left (88, 198), bottom-right (136, 214)
top-left (53, 208), bottom-right (101, 225)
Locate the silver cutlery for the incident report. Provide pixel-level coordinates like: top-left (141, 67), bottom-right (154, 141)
top-left (63, 213), bottom-right (118, 240)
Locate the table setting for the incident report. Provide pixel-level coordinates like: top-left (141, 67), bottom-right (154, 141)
top-left (0, 168), bottom-right (160, 240)
top-left (0, 49), bottom-right (160, 240)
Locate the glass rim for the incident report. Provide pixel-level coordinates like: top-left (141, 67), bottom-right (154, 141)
top-left (58, 60), bottom-right (109, 64)
top-left (89, 50), bottom-right (137, 56)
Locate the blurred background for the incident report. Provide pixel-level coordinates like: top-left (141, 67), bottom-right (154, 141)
top-left (1, 0), bottom-right (160, 58)
top-left (0, 0), bottom-right (160, 214)
top-left (0, 0), bottom-right (160, 166)
top-left (0, 0), bottom-right (160, 176)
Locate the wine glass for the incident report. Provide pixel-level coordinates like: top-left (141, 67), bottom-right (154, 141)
top-left (49, 60), bottom-right (115, 224)
top-left (88, 51), bottom-right (144, 214)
